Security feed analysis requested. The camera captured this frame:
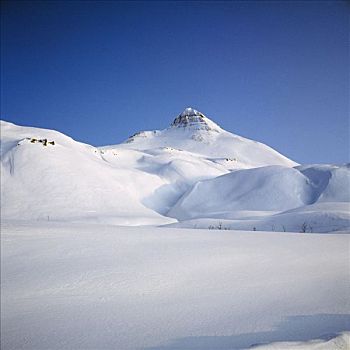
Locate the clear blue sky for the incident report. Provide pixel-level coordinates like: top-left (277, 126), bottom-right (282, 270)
top-left (1, 0), bottom-right (348, 164)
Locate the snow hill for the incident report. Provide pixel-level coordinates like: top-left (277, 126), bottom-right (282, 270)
top-left (1, 108), bottom-right (349, 232)
top-left (116, 107), bottom-right (297, 169)
top-left (167, 164), bottom-right (350, 233)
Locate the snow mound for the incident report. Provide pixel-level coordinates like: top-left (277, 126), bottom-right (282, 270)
top-left (166, 164), bottom-right (350, 232)
top-left (168, 166), bottom-right (310, 220)
top-left (168, 165), bottom-right (350, 221)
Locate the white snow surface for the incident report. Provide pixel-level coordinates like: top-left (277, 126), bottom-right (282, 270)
top-left (249, 332), bottom-right (350, 350)
top-left (1, 120), bottom-right (176, 225)
top-left (119, 108), bottom-right (297, 169)
top-left (1, 110), bottom-right (349, 349)
top-left (1, 109), bottom-right (349, 232)
top-left (167, 164), bottom-right (350, 232)
top-left (1, 222), bottom-right (349, 349)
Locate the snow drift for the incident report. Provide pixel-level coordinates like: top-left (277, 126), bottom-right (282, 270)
top-left (168, 164), bottom-right (350, 231)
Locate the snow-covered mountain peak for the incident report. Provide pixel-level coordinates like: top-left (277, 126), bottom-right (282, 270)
top-left (120, 108), bottom-right (298, 168)
top-left (180, 107), bottom-right (198, 116)
top-left (170, 107), bottom-right (222, 132)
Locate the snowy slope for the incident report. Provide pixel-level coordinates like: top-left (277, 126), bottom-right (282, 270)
top-left (167, 202), bottom-right (350, 233)
top-left (1, 222), bottom-right (349, 349)
top-left (0, 121), bottom-right (175, 225)
top-left (0, 108), bottom-right (297, 224)
top-left (167, 164), bottom-right (350, 232)
top-left (168, 164), bottom-right (350, 216)
top-left (250, 333), bottom-right (349, 350)
top-left (1, 108), bottom-right (349, 231)
top-left (297, 164), bottom-right (350, 203)
top-left (113, 107), bottom-right (298, 169)
top-left (169, 165), bottom-right (313, 219)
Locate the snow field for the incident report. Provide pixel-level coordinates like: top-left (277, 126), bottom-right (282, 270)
top-left (1, 222), bottom-right (349, 349)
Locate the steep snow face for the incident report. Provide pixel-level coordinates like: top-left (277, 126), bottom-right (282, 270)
top-left (121, 108), bottom-right (297, 169)
top-left (297, 164), bottom-right (350, 203)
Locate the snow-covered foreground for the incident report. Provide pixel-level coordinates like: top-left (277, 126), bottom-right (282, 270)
top-left (1, 221), bottom-right (349, 350)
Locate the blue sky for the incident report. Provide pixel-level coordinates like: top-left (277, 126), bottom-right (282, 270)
top-left (1, 1), bottom-right (348, 164)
